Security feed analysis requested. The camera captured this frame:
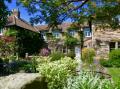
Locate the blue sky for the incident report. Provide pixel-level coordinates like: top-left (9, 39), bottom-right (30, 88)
top-left (5, 0), bottom-right (72, 24)
top-left (5, 0), bottom-right (31, 22)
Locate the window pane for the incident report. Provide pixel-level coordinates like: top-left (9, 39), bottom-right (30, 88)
top-left (118, 42), bottom-right (120, 48)
top-left (69, 30), bottom-right (76, 36)
top-left (83, 27), bottom-right (91, 37)
top-left (110, 42), bottom-right (115, 51)
top-left (52, 31), bottom-right (60, 38)
top-left (0, 28), bottom-right (3, 35)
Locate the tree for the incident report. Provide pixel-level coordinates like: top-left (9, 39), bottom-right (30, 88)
top-left (18, 0), bottom-right (120, 57)
top-left (0, 0), bottom-right (11, 29)
top-left (18, 0), bottom-right (120, 28)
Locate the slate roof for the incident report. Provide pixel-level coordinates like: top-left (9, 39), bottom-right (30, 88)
top-left (35, 23), bottom-right (73, 32)
top-left (5, 10), bottom-right (89, 33)
top-left (6, 16), bottom-right (39, 33)
top-left (35, 22), bottom-right (89, 32)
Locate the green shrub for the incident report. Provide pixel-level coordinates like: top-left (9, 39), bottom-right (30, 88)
top-left (100, 49), bottom-right (120, 67)
top-left (109, 49), bottom-right (120, 67)
top-left (109, 59), bottom-right (120, 67)
top-left (66, 51), bottom-right (75, 59)
top-left (64, 71), bottom-right (116, 89)
top-left (100, 59), bottom-right (112, 67)
top-left (82, 48), bottom-right (95, 64)
top-left (64, 34), bottom-right (78, 48)
top-left (101, 59), bottom-right (120, 68)
top-left (109, 49), bottom-right (120, 60)
top-left (37, 57), bottom-right (78, 89)
top-left (50, 52), bottom-right (64, 61)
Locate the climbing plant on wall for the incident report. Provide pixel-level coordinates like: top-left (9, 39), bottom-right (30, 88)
top-left (64, 33), bottom-right (78, 49)
top-left (16, 27), bottom-right (45, 57)
top-left (4, 26), bottom-right (45, 57)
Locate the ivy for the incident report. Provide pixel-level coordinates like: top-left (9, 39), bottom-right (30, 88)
top-left (16, 28), bottom-right (45, 57)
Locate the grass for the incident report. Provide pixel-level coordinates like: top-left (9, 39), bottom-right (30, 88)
top-left (107, 68), bottom-right (120, 88)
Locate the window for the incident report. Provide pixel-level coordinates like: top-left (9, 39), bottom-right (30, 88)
top-left (0, 28), bottom-right (3, 35)
top-left (52, 31), bottom-right (60, 38)
top-left (118, 42), bottom-right (120, 48)
top-left (68, 30), bottom-right (76, 37)
top-left (110, 42), bottom-right (115, 51)
top-left (84, 27), bottom-right (91, 37)
top-left (41, 31), bottom-right (47, 41)
top-left (110, 42), bottom-right (120, 51)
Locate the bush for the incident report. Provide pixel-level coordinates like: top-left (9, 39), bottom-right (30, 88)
top-left (66, 51), bottom-right (75, 59)
top-left (109, 49), bottom-right (120, 67)
top-left (37, 57), bottom-right (78, 89)
top-left (82, 48), bottom-right (95, 64)
top-left (100, 49), bottom-right (120, 67)
top-left (109, 59), bottom-right (120, 67)
top-left (64, 71), bottom-right (116, 89)
top-left (7, 59), bottom-right (37, 73)
top-left (50, 52), bottom-right (64, 61)
top-left (109, 49), bottom-right (120, 60)
top-left (100, 59), bottom-right (112, 67)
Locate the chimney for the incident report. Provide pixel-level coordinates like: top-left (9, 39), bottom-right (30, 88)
top-left (12, 8), bottom-right (20, 18)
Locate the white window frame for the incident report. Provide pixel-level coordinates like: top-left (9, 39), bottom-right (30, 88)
top-left (69, 30), bottom-right (76, 37)
top-left (52, 31), bottom-right (60, 38)
top-left (84, 31), bottom-right (91, 37)
top-left (84, 28), bottom-right (91, 37)
top-left (41, 31), bottom-right (47, 41)
top-left (0, 28), bottom-right (3, 36)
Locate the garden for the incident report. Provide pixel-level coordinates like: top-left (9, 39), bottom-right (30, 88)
top-left (0, 39), bottom-right (120, 89)
top-left (1, 0), bottom-right (120, 89)
top-left (100, 49), bottom-right (120, 88)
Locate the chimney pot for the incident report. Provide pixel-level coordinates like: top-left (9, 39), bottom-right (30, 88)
top-left (12, 8), bottom-right (20, 18)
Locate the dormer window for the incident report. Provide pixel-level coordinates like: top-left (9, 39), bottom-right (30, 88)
top-left (52, 31), bottom-right (60, 38)
top-left (40, 31), bottom-right (47, 41)
top-left (84, 27), bottom-right (91, 37)
top-left (0, 28), bottom-right (3, 36)
top-left (68, 30), bottom-right (76, 37)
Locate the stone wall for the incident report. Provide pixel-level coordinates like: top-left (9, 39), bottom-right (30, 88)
top-left (92, 28), bottom-right (120, 58)
top-left (0, 73), bottom-right (47, 89)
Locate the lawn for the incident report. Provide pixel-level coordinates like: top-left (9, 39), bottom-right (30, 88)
top-left (108, 68), bottom-right (120, 88)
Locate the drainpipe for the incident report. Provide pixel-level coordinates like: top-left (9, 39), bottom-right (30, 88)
top-left (91, 25), bottom-right (95, 48)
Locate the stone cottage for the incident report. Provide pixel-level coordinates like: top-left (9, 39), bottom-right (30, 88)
top-left (0, 9), bottom-right (119, 58)
top-left (92, 27), bottom-right (120, 58)
top-left (0, 9), bottom-right (43, 57)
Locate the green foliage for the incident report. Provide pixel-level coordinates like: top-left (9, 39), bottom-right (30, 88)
top-left (82, 48), bottom-right (95, 64)
top-left (0, 0), bottom-right (10, 29)
top-left (100, 49), bottom-right (120, 67)
top-left (67, 24), bottom-right (79, 31)
top-left (109, 49), bottom-right (120, 60)
top-left (109, 49), bottom-right (120, 67)
top-left (66, 51), bottom-right (75, 59)
top-left (50, 52), bottom-right (64, 61)
top-left (4, 28), bottom-right (17, 36)
top-left (7, 59), bottom-right (38, 73)
top-left (16, 28), bottom-right (45, 57)
top-left (108, 68), bottom-right (120, 89)
top-left (64, 71), bottom-right (115, 89)
top-left (37, 57), bottom-right (78, 89)
top-left (19, 0), bottom-right (120, 29)
top-left (64, 33), bottom-right (78, 48)
top-left (100, 59), bottom-right (112, 67)
top-left (3, 26), bottom-right (45, 57)
top-left (0, 38), bottom-right (16, 59)
top-left (95, 1), bottom-right (120, 29)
